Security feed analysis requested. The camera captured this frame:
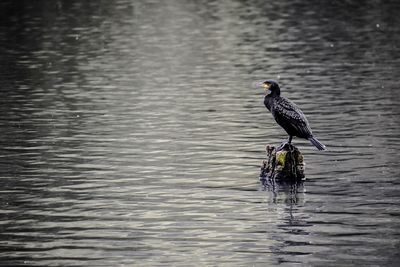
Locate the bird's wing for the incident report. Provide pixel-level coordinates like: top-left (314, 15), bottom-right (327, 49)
top-left (272, 97), bottom-right (312, 137)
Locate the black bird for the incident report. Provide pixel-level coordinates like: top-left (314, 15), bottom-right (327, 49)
top-left (261, 80), bottom-right (326, 150)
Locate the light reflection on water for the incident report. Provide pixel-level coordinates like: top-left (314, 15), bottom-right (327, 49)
top-left (0, 0), bottom-right (400, 266)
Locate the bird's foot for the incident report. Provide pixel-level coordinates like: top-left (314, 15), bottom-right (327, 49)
top-left (277, 142), bottom-right (288, 151)
top-left (277, 141), bottom-right (294, 151)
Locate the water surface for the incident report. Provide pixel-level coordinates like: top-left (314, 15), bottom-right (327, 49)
top-left (1, 0), bottom-right (400, 266)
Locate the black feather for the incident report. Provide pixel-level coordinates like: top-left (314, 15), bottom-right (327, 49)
top-left (263, 80), bottom-right (326, 150)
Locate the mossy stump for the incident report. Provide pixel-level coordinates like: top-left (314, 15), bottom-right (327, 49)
top-left (260, 143), bottom-right (305, 181)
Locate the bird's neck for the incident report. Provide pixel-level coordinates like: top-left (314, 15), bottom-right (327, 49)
top-left (268, 91), bottom-right (280, 97)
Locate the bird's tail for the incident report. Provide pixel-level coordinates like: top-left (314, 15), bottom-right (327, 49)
top-left (308, 136), bottom-right (326, 151)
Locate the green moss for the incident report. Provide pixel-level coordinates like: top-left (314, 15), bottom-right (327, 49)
top-left (276, 151), bottom-right (287, 166)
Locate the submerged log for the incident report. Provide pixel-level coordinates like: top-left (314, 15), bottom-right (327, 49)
top-left (260, 143), bottom-right (305, 181)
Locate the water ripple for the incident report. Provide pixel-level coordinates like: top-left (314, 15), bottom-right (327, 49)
top-left (1, 0), bottom-right (400, 266)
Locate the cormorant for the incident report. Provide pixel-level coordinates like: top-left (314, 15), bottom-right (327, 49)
top-left (261, 80), bottom-right (326, 150)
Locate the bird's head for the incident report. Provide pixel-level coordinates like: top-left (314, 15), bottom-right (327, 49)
top-left (262, 80), bottom-right (280, 96)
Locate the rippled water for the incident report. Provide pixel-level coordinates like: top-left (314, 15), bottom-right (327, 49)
top-left (1, 1), bottom-right (400, 266)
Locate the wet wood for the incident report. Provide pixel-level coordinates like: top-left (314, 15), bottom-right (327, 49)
top-left (260, 143), bottom-right (305, 181)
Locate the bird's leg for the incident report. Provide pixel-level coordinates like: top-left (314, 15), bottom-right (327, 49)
top-left (278, 136), bottom-right (293, 151)
top-left (287, 136), bottom-right (293, 150)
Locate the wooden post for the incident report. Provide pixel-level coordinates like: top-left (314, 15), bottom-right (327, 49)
top-left (260, 143), bottom-right (305, 181)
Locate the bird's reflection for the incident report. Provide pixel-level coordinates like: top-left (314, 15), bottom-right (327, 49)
top-left (261, 178), bottom-right (311, 258)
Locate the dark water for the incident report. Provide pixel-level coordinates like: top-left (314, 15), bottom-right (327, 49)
top-left (1, 0), bottom-right (400, 266)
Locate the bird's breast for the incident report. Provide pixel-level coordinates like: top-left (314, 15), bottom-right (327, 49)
top-left (264, 96), bottom-right (273, 111)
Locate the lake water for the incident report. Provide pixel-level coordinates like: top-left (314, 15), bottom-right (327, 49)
top-left (1, 1), bottom-right (400, 266)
